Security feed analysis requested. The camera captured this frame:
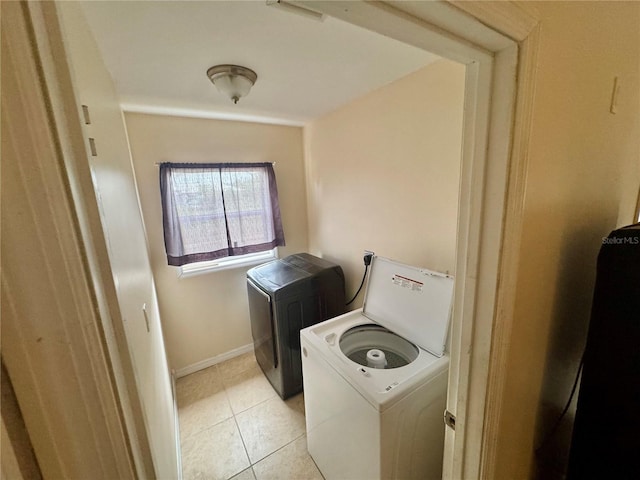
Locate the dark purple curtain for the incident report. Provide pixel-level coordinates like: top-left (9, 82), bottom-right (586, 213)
top-left (160, 162), bottom-right (285, 266)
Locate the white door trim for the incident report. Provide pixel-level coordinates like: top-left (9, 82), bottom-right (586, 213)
top-left (294, 2), bottom-right (540, 479)
top-left (449, 3), bottom-right (541, 478)
top-left (1, 2), bottom-right (138, 478)
top-left (3, 2), bottom-right (156, 477)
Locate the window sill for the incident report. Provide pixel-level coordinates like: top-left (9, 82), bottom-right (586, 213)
top-left (177, 249), bottom-right (278, 278)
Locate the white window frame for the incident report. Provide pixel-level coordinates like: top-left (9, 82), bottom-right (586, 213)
top-left (178, 247), bottom-right (279, 278)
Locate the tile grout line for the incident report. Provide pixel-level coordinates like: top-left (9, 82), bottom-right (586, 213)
top-left (230, 412), bottom-right (254, 479)
top-left (182, 354), bottom-right (313, 480)
top-left (219, 362), bottom-right (255, 480)
top-left (177, 364), bottom-right (236, 443)
top-left (231, 391), bottom-right (278, 416)
top-left (233, 394), bottom-right (307, 468)
top-left (251, 431), bottom-right (307, 467)
top-left (221, 356), bottom-right (281, 417)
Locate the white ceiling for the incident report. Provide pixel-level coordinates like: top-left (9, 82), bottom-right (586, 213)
top-left (79, 1), bottom-right (440, 125)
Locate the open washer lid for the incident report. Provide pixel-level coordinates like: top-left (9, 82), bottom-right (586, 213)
top-left (362, 256), bottom-right (454, 357)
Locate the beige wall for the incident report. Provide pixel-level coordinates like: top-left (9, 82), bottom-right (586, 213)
top-left (304, 59), bottom-right (465, 305)
top-left (125, 114), bottom-right (308, 370)
top-left (125, 60), bottom-right (463, 371)
top-left (56, 3), bottom-right (178, 477)
top-left (496, 2), bottom-right (640, 479)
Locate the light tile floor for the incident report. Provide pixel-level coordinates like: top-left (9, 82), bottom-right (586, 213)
top-left (177, 352), bottom-right (324, 480)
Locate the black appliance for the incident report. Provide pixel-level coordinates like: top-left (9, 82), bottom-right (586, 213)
top-left (246, 253), bottom-right (345, 399)
top-left (567, 223), bottom-right (640, 479)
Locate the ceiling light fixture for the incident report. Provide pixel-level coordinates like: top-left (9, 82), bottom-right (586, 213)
top-left (206, 64), bottom-right (258, 104)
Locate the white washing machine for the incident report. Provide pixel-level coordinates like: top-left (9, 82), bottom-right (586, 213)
top-left (301, 256), bottom-right (454, 480)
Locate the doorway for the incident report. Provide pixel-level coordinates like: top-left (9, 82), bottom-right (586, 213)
top-left (5, 1), bottom-right (538, 479)
top-left (301, 4), bottom-right (530, 479)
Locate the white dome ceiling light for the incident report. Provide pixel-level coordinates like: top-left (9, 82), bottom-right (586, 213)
top-left (206, 64), bottom-right (258, 104)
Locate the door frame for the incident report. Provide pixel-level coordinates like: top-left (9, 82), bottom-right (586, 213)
top-left (2, 2), bottom-right (142, 478)
top-left (295, 2), bottom-right (540, 478)
top-left (2, 1), bottom-right (155, 478)
top-left (3, 0), bottom-right (540, 479)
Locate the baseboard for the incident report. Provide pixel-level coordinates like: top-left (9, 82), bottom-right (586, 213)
top-left (170, 369), bottom-right (183, 480)
top-left (174, 343), bottom-right (254, 378)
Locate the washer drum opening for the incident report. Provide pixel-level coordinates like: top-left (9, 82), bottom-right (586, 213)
top-left (339, 324), bottom-right (418, 369)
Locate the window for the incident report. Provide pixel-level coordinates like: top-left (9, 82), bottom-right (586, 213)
top-left (159, 162), bottom-right (285, 271)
